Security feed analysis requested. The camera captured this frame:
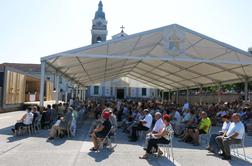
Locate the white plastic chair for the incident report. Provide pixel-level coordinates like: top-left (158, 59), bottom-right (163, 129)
top-left (199, 126), bottom-right (212, 144)
top-left (139, 128), bottom-right (151, 141)
top-left (158, 137), bottom-right (174, 162)
top-left (231, 134), bottom-right (246, 160)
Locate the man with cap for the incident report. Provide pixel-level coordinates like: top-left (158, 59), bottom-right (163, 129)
top-left (129, 109), bottom-right (153, 142)
top-left (90, 110), bottom-right (112, 151)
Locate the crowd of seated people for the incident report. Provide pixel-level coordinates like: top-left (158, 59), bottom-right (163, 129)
top-left (11, 97), bottom-right (88, 140)
top-left (112, 98), bottom-right (250, 160)
top-left (10, 97), bottom-right (252, 161)
top-left (179, 111), bottom-right (211, 146)
top-left (46, 99), bottom-right (88, 141)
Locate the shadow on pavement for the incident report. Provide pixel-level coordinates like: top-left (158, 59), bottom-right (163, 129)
top-left (2, 120), bottom-right (91, 145)
top-left (87, 149), bottom-right (114, 162)
top-left (146, 155), bottom-right (177, 166)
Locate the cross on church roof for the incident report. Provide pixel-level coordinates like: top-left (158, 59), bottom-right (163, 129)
top-left (120, 25), bottom-right (125, 32)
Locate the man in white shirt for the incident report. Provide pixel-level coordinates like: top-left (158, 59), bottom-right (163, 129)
top-left (182, 100), bottom-right (189, 115)
top-left (129, 109), bottom-right (153, 142)
top-left (144, 112), bottom-right (164, 148)
top-left (215, 113), bottom-right (245, 160)
top-left (207, 114), bottom-right (231, 154)
top-left (152, 112), bottom-right (165, 133)
top-left (11, 107), bottom-right (34, 135)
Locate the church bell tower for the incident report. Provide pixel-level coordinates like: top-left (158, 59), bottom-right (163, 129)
top-left (91, 1), bottom-right (108, 44)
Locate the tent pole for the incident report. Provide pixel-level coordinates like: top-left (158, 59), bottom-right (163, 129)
top-left (55, 71), bottom-right (59, 104)
top-left (199, 85), bottom-right (203, 105)
top-left (162, 90), bottom-right (164, 103)
top-left (186, 88), bottom-right (189, 102)
top-left (84, 87), bottom-right (86, 101)
top-left (65, 83), bottom-right (68, 103)
top-left (218, 83), bottom-right (222, 103)
top-left (168, 90), bottom-right (171, 103)
top-left (245, 78), bottom-right (248, 103)
top-left (39, 61), bottom-right (46, 107)
top-left (176, 89), bottom-right (179, 105)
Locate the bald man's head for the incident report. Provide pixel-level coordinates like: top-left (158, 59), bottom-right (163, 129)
top-left (231, 113), bottom-right (240, 123)
top-left (200, 111), bottom-right (207, 118)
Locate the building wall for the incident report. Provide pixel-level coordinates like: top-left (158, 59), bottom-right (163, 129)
top-left (170, 94), bottom-right (244, 105)
top-left (88, 85), bottom-right (157, 98)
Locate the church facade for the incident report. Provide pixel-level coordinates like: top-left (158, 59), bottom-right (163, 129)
top-left (87, 1), bottom-right (159, 99)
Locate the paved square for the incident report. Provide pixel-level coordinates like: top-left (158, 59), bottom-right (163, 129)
top-left (0, 111), bottom-right (251, 166)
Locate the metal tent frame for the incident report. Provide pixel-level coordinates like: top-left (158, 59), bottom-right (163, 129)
top-left (40, 24), bottom-right (252, 106)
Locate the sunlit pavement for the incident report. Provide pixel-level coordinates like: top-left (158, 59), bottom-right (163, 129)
top-left (0, 111), bottom-right (252, 166)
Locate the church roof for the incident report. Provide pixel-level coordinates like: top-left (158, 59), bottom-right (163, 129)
top-left (41, 24), bottom-right (252, 90)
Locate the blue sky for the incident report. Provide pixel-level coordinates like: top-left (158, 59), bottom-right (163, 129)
top-left (0, 0), bottom-right (251, 64)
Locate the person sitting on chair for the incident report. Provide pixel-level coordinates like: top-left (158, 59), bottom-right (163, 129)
top-left (12, 107), bottom-right (34, 135)
top-left (144, 112), bottom-right (165, 148)
top-left (129, 109), bottom-right (153, 142)
top-left (181, 111), bottom-right (211, 146)
top-left (207, 114), bottom-right (231, 154)
top-left (90, 111), bottom-right (112, 151)
top-left (215, 113), bottom-right (245, 160)
top-left (46, 107), bottom-right (73, 141)
top-left (139, 114), bottom-right (174, 159)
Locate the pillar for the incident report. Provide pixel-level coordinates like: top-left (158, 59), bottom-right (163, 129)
top-left (161, 90), bottom-right (164, 103)
top-left (84, 87), bottom-right (86, 101)
top-left (176, 89), bottom-right (179, 105)
top-left (71, 88), bottom-right (74, 99)
top-left (199, 85), bottom-right (203, 105)
top-left (168, 90), bottom-right (171, 103)
top-left (65, 83), bottom-right (68, 102)
top-left (39, 61), bottom-right (46, 107)
top-left (218, 83), bottom-right (221, 103)
top-left (245, 78), bottom-right (248, 103)
top-left (55, 72), bottom-right (59, 104)
top-left (186, 88), bottom-right (189, 102)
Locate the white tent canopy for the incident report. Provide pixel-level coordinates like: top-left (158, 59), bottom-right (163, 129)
top-left (41, 24), bottom-right (252, 91)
